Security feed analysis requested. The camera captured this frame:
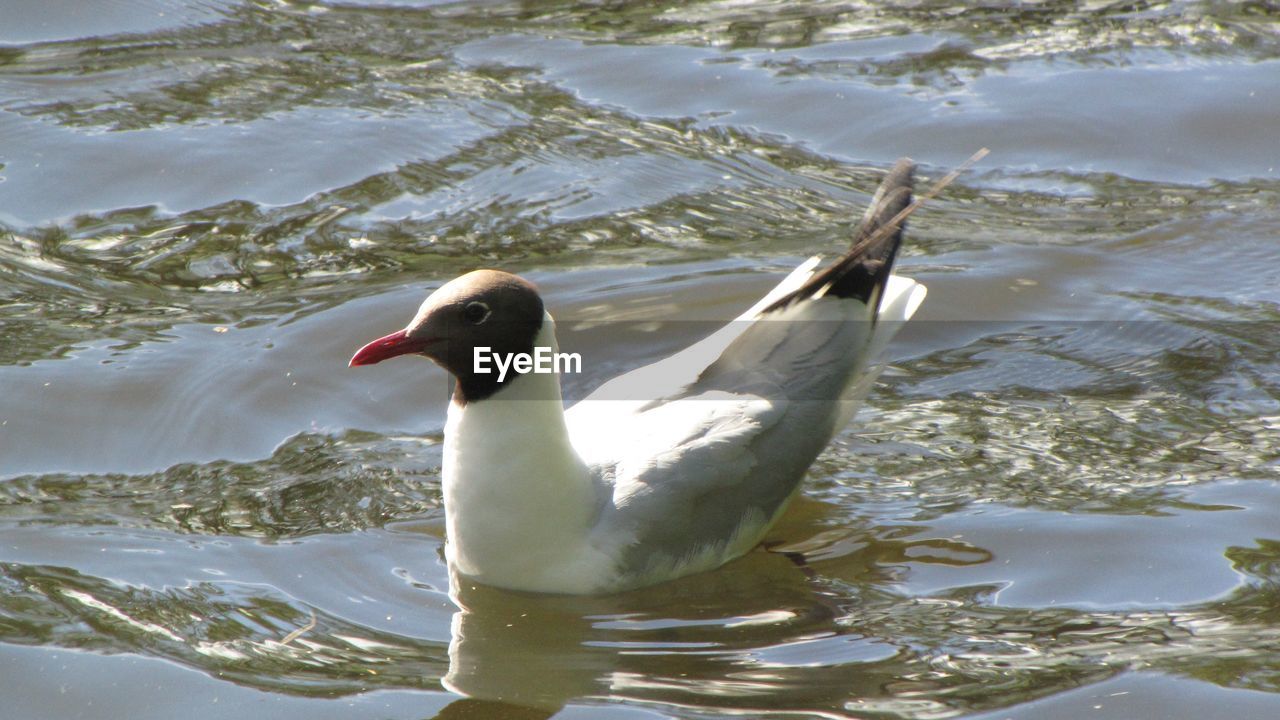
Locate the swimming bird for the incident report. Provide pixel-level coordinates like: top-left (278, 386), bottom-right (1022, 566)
top-left (350, 159), bottom-right (926, 594)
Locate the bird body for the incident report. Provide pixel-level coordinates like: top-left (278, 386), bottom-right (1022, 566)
top-left (352, 159), bottom-right (926, 594)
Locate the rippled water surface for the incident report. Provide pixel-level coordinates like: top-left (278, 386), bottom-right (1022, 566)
top-left (3, 1), bottom-right (1280, 718)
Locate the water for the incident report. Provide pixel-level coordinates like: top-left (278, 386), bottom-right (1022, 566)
top-left (2, 1), bottom-right (1279, 718)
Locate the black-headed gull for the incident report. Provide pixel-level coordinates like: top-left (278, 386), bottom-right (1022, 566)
top-left (351, 159), bottom-right (926, 594)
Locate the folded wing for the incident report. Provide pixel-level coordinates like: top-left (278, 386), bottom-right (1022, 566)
top-left (566, 159), bottom-right (926, 589)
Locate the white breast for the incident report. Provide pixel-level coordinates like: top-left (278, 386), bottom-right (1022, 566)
top-left (441, 317), bottom-right (618, 593)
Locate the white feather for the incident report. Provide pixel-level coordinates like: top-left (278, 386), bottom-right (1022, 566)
top-left (440, 261), bottom-right (926, 593)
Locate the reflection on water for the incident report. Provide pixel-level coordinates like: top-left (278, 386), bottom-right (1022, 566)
top-left (3, 0), bottom-right (1280, 718)
top-left (4, 481), bottom-right (1280, 718)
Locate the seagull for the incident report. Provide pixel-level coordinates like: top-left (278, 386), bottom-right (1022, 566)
top-left (350, 159), bottom-right (926, 594)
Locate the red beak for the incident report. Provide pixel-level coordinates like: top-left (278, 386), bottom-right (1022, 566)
top-left (349, 329), bottom-right (435, 367)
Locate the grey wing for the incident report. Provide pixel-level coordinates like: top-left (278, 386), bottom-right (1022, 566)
top-left (586, 391), bottom-right (795, 582)
top-left (565, 158), bottom-right (921, 585)
top-left (575, 295), bottom-right (897, 582)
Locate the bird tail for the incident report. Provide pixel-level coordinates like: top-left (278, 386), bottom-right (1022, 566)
top-left (761, 158), bottom-right (914, 316)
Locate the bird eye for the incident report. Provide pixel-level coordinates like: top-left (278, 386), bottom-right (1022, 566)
top-left (462, 301), bottom-right (491, 325)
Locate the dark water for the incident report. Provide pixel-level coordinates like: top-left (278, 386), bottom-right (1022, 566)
top-left (3, 2), bottom-right (1280, 718)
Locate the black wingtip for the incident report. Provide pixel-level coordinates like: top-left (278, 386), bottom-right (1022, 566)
top-left (860, 158), bottom-right (915, 250)
top-left (762, 158), bottom-right (915, 315)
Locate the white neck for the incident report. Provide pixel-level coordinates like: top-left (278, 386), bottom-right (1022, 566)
top-left (441, 314), bottom-right (610, 593)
